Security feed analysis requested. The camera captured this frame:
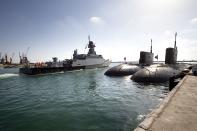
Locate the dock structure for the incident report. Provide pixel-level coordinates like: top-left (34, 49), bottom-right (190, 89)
top-left (134, 74), bottom-right (197, 131)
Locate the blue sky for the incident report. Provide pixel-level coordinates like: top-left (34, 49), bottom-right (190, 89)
top-left (0, 0), bottom-right (197, 62)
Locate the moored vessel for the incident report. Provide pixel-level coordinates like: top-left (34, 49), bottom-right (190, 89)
top-left (19, 37), bottom-right (110, 75)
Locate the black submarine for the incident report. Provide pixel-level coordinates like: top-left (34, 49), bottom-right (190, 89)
top-left (104, 63), bottom-right (141, 76)
top-left (131, 32), bottom-right (189, 83)
top-left (104, 39), bottom-right (154, 76)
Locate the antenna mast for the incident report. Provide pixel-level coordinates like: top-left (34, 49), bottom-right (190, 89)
top-left (174, 32), bottom-right (177, 49)
top-left (150, 39), bottom-right (152, 53)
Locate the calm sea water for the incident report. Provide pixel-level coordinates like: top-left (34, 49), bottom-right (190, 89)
top-left (0, 64), bottom-right (168, 131)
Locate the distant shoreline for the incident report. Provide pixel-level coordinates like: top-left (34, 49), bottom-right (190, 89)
top-left (0, 64), bottom-right (24, 68)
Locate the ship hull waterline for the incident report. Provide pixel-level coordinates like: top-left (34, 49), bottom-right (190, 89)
top-left (19, 64), bottom-right (109, 75)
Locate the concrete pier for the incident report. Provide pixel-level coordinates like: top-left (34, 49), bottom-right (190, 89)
top-left (134, 74), bottom-right (197, 131)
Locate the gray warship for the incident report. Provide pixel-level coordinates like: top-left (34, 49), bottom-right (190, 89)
top-left (19, 36), bottom-right (110, 75)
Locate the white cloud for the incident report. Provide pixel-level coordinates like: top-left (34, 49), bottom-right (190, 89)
top-left (190, 17), bottom-right (197, 24)
top-left (89, 16), bottom-right (105, 25)
top-left (164, 30), bottom-right (173, 36)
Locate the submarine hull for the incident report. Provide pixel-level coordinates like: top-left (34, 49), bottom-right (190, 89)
top-left (104, 64), bottom-right (141, 76)
top-left (131, 65), bottom-right (180, 83)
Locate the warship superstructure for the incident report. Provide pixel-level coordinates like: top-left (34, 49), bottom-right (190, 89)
top-left (72, 36), bottom-right (110, 68)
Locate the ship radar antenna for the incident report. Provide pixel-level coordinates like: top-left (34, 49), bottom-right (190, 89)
top-left (174, 32), bottom-right (177, 49)
top-left (150, 39), bottom-right (152, 53)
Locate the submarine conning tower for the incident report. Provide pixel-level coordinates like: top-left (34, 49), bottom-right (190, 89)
top-left (139, 39), bottom-right (154, 65)
top-left (165, 32), bottom-right (178, 64)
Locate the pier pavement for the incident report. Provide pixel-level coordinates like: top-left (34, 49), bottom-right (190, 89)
top-left (134, 74), bottom-right (197, 131)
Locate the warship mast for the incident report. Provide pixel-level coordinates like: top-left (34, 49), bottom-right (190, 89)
top-left (150, 39), bottom-right (152, 53)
